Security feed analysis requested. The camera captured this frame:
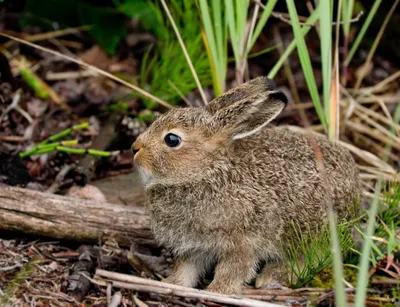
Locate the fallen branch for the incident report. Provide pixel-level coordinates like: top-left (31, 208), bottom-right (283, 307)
top-left (0, 186), bottom-right (152, 246)
top-left (92, 269), bottom-right (283, 307)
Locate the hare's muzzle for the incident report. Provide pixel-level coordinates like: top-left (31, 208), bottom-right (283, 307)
top-left (131, 140), bottom-right (143, 163)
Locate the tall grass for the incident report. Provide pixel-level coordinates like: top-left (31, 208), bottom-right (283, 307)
top-left (161, 1), bottom-right (399, 305)
top-left (198, 0), bottom-right (278, 93)
top-left (354, 103), bottom-right (400, 306)
top-left (286, 0), bottom-right (327, 131)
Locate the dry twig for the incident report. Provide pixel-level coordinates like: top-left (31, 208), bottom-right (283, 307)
top-left (92, 269), bottom-right (282, 307)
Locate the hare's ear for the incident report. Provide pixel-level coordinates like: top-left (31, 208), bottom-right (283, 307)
top-left (206, 76), bottom-right (276, 114)
top-left (213, 90), bottom-right (287, 140)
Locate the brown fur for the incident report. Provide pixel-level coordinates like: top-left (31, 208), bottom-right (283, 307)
top-left (132, 77), bottom-right (361, 294)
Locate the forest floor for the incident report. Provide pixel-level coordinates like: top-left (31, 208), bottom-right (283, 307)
top-left (1, 2), bottom-right (400, 306)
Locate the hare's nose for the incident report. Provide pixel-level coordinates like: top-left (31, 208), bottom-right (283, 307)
top-left (131, 140), bottom-right (142, 154)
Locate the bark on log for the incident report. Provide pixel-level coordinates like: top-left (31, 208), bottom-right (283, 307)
top-left (0, 186), bottom-right (153, 246)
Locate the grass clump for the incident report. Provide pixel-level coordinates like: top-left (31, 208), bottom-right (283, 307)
top-left (284, 217), bottom-right (359, 289)
top-left (118, 0), bottom-right (212, 109)
top-left (284, 182), bottom-right (400, 294)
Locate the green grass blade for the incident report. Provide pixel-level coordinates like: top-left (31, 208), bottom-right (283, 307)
top-left (267, 7), bottom-right (319, 79)
top-left (285, 0), bottom-right (327, 129)
top-left (212, 0), bottom-right (223, 63)
top-left (199, 0), bottom-right (224, 95)
top-left (247, 0), bottom-right (278, 54)
top-left (236, 0), bottom-right (248, 60)
top-left (328, 213), bottom-right (348, 307)
top-left (354, 180), bottom-right (383, 307)
top-left (345, 0), bottom-right (382, 66)
top-left (319, 0), bottom-right (332, 129)
top-left (341, 0), bottom-right (355, 36)
top-left (224, 0), bottom-right (239, 65)
top-left (211, 0), bottom-right (226, 92)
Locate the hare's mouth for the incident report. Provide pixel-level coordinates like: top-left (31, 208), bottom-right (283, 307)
top-left (136, 165), bottom-right (155, 188)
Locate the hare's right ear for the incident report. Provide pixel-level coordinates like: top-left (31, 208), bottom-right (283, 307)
top-left (211, 90), bottom-right (288, 140)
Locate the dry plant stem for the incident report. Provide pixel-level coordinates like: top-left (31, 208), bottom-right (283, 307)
top-left (0, 32), bottom-right (173, 109)
top-left (373, 97), bottom-right (394, 123)
top-left (46, 164), bottom-right (75, 194)
top-left (347, 94), bottom-right (398, 105)
top-left (168, 80), bottom-right (192, 106)
top-left (346, 121), bottom-right (400, 152)
top-left (355, 110), bottom-right (400, 143)
top-left (363, 70), bottom-right (400, 95)
top-left (243, 288), bottom-right (330, 295)
top-left (0, 135), bottom-right (26, 142)
top-left (133, 296), bottom-right (148, 307)
top-left (56, 39), bottom-right (84, 49)
top-left (45, 70), bottom-right (96, 81)
top-left (355, 133), bottom-right (399, 162)
top-left (254, 1), bottom-right (363, 26)
top-left (354, 103), bottom-right (399, 133)
top-left (0, 26), bottom-right (91, 49)
top-left (244, 294), bottom-right (307, 301)
top-left (238, 8), bottom-right (258, 84)
top-left (0, 186), bottom-right (152, 247)
top-left (109, 291), bottom-right (122, 307)
top-left (285, 125), bottom-right (396, 174)
top-left (328, 0), bottom-right (342, 142)
top-left (93, 269), bottom-right (281, 307)
top-left (160, 0), bottom-right (208, 106)
top-left (355, 0), bottom-right (400, 88)
top-left (272, 26), bottom-right (310, 127)
top-left (0, 89), bottom-right (32, 124)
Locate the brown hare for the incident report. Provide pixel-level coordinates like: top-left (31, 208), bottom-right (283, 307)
top-left (132, 77), bottom-right (361, 295)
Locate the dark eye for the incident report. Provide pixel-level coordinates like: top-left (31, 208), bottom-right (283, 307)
top-left (164, 133), bottom-right (181, 147)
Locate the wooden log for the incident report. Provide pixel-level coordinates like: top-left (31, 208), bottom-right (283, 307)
top-left (0, 186), bottom-right (153, 246)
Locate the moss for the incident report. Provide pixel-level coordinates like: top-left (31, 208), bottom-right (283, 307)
top-left (0, 256), bottom-right (41, 305)
top-left (310, 266), bottom-right (358, 288)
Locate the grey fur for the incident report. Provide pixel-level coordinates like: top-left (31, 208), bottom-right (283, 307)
top-left (132, 77), bottom-right (361, 294)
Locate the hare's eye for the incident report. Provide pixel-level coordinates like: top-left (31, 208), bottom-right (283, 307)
top-left (164, 133), bottom-right (181, 147)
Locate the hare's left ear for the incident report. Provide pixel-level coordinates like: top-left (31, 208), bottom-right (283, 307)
top-left (212, 90), bottom-right (288, 140)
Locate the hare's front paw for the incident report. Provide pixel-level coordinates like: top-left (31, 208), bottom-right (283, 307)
top-left (162, 256), bottom-right (203, 288)
top-left (206, 282), bottom-right (241, 295)
top-left (163, 274), bottom-right (180, 285)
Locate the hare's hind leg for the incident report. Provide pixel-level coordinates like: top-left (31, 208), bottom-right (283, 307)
top-left (164, 253), bottom-right (211, 288)
top-left (207, 247), bottom-right (257, 295)
top-left (255, 261), bottom-right (288, 289)
top-left (255, 258), bottom-right (305, 288)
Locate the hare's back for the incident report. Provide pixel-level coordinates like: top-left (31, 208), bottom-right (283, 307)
top-left (233, 127), bottom-right (360, 220)
top-left (241, 126), bottom-right (357, 176)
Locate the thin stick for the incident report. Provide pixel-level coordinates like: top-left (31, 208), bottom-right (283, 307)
top-left (93, 269), bottom-right (281, 307)
top-left (363, 70), bottom-right (400, 95)
top-left (0, 26), bottom-right (91, 47)
top-left (160, 0), bottom-right (208, 106)
top-left (254, 1), bottom-right (363, 27)
top-left (0, 32), bottom-right (173, 109)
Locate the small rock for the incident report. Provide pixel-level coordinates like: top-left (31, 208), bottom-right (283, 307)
top-left (66, 184), bottom-right (107, 202)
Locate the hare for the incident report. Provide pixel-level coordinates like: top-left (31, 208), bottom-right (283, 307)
top-left (132, 77), bottom-right (361, 295)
